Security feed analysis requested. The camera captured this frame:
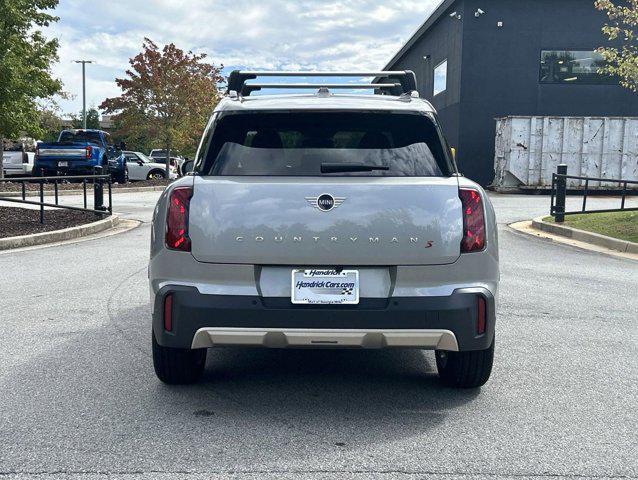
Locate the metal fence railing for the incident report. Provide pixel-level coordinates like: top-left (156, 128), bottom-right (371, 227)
top-left (0, 167), bottom-right (112, 224)
top-left (551, 164), bottom-right (638, 222)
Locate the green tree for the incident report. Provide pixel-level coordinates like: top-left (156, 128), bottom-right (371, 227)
top-left (100, 38), bottom-right (224, 173)
top-left (0, 0), bottom-right (62, 178)
top-left (38, 101), bottom-right (63, 142)
top-left (595, 0), bottom-right (638, 92)
top-left (70, 107), bottom-right (101, 129)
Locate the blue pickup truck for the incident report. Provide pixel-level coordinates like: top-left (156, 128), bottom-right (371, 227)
top-left (35, 129), bottom-right (128, 183)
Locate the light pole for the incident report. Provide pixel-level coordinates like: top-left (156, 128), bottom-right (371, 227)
top-left (74, 60), bottom-right (93, 129)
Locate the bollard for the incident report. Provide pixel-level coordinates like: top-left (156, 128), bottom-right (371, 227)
top-left (555, 164), bottom-right (567, 223)
top-left (39, 179), bottom-right (44, 224)
top-left (93, 166), bottom-right (105, 213)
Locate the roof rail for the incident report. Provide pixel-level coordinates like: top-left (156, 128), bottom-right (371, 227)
top-left (227, 70), bottom-right (417, 97)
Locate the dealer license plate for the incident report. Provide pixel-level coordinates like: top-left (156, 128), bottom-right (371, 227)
top-left (58, 161), bottom-right (68, 167)
top-left (291, 269), bottom-right (359, 305)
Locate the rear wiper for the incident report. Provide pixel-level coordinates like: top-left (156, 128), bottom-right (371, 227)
top-left (321, 163), bottom-right (390, 173)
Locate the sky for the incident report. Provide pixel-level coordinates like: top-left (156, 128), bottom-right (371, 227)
top-left (47, 0), bottom-right (441, 115)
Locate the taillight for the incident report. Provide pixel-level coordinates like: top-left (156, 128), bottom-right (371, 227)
top-left (164, 293), bottom-right (173, 332)
top-left (166, 187), bottom-right (192, 251)
top-left (86, 145), bottom-right (92, 159)
top-left (459, 188), bottom-right (486, 253)
top-left (477, 296), bottom-right (486, 335)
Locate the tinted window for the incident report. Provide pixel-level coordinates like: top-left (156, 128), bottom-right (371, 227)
top-left (203, 112), bottom-right (451, 177)
top-left (540, 50), bottom-right (614, 84)
top-left (4, 142), bottom-right (24, 152)
top-left (58, 131), bottom-right (102, 145)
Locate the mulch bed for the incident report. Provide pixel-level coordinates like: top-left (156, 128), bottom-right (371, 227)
top-left (112, 179), bottom-right (171, 189)
top-left (0, 178), bottom-right (170, 193)
top-left (0, 206), bottom-right (98, 238)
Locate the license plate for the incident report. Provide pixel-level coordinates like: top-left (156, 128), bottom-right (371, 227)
top-left (58, 161), bottom-right (68, 167)
top-left (291, 269), bottom-right (359, 305)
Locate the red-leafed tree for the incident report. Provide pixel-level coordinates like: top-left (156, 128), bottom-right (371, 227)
top-left (100, 38), bottom-right (224, 172)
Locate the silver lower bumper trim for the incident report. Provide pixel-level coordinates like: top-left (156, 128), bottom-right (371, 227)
top-left (191, 328), bottom-right (459, 351)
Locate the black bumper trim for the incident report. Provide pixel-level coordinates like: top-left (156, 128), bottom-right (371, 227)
top-left (152, 287), bottom-right (495, 352)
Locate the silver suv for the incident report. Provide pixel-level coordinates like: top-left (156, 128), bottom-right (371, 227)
top-left (149, 71), bottom-right (499, 388)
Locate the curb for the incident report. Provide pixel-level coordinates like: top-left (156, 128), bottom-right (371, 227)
top-left (0, 185), bottom-right (166, 198)
top-left (0, 214), bottom-right (120, 251)
top-left (531, 216), bottom-right (638, 254)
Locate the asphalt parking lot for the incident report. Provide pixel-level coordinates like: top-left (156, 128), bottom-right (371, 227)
top-left (0, 191), bottom-right (636, 479)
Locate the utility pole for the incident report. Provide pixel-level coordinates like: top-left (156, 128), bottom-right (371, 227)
top-left (74, 60), bottom-right (93, 129)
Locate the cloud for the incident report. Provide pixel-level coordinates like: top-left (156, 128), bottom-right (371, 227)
top-left (46, 0), bottom-right (441, 114)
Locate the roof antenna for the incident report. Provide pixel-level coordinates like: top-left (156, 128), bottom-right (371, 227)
top-left (316, 86), bottom-right (331, 97)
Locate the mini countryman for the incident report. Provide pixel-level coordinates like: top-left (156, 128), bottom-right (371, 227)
top-left (149, 70), bottom-right (499, 388)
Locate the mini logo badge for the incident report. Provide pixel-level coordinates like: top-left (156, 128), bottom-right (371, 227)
top-left (305, 194), bottom-right (345, 212)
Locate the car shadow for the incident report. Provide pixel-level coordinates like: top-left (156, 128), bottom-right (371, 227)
top-left (149, 346), bottom-right (481, 446)
top-left (112, 304), bottom-right (483, 434)
top-left (0, 302), bottom-right (484, 470)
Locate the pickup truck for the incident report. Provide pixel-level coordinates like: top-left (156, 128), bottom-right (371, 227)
top-left (1, 139), bottom-right (35, 176)
top-left (35, 129), bottom-right (128, 183)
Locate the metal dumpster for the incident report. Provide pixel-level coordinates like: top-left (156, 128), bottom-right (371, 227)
top-left (493, 116), bottom-right (638, 190)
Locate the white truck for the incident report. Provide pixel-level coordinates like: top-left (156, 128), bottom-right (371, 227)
top-left (1, 140), bottom-right (35, 176)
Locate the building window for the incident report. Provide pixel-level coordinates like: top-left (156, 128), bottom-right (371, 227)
top-left (433, 59), bottom-right (447, 95)
top-left (539, 50), bottom-right (614, 84)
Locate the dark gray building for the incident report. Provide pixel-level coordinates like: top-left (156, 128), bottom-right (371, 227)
top-left (384, 0), bottom-right (638, 186)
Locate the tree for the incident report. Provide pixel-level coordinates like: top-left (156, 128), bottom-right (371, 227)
top-left (595, 0), bottom-right (638, 92)
top-left (70, 107), bottom-right (101, 129)
top-left (100, 38), bottom-right (224, 173)
top-left (38, 101), bottom-right (63, 142)
top-left (0, 0), bottom-right (62, 178)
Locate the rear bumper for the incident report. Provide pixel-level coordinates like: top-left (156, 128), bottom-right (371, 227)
top-left (2, 164), bottom-right (32, 176)
top-left (35, 160), bottom-right (98, 174)
top-left (152, 286), bottom-right (495, 352)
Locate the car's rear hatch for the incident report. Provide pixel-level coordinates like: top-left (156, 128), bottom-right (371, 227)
top-left (189, 176), bottom-right (462, 266)
top-left (188, 109), bottom-right (462, 266)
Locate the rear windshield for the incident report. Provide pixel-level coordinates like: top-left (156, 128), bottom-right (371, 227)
top-left (58, 131), bottom-right (102, 145)
top-left (202, 112), bottom-right (452, 177)
top-left (4, 142), bottom-right (23, 152)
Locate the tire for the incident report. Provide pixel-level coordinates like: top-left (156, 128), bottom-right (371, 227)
top-left (152, 332), bottom-right (206, 385)
top-left (147, 169), bottom-right (166, 180)
top-left (436, 339), bottom-right (494, 388)
top-left (113, 166), bottom-right (128, 184)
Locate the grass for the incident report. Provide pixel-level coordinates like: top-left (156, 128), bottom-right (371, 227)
top-left (543, 210), bottom-right (638, 243)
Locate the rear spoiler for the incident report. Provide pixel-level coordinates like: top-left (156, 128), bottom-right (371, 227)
top-left (226, 70), bottom-right (417, 97)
